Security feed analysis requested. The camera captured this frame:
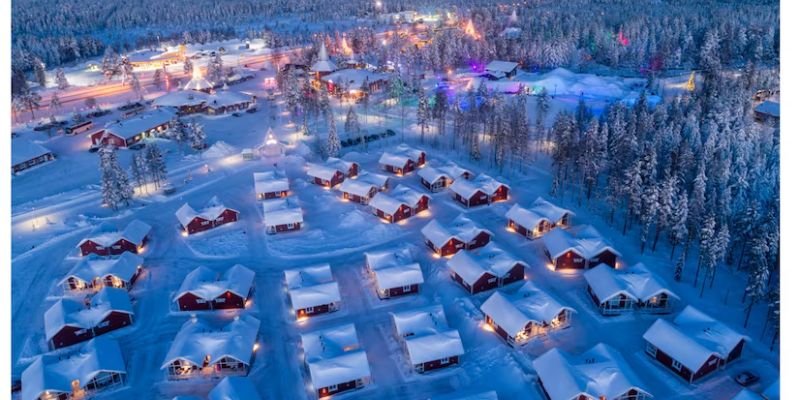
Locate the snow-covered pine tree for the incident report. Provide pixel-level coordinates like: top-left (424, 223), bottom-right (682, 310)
top-left (344, 106), bottom-right (360, 137)
top-left (743, 236), bottom-right (770, 328)
top-left (145, 143), bottom-right (167, 189)
top-left (417, 88), bottom-right (430, 144)
top-left (131, 153), bottom-right (147, 194)
top-left (326, 110), bottom-right (341, 158)
top-left (49, 92), bottom-right (62, 114)
top-left (695, 214), bottom-right (717, 289)
top-left (99, 147), bottom-right (133, 210)
top-left (153, 68), bottom-right (163, 90)
top-left (189, 120), bottom-right (207, 150)
top-left (33, 57), bottom-right (47, 87)
top-left (55, 68), bottom-right (69, 90)
top-left (183, 57), bottom-right (193, 75)
top-left (130, 73), bottom-right (142, 99)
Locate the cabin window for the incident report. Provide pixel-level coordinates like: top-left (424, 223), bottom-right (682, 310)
top-left (671, 359), bottom-right (683, 370)
top-left (487, 277), bottom-right (497, 283)
top-left (439, 357), bottom-right (450, 364)
top-left (402, 285), bottom-right (412, 292)
top-left (201, 220), bottom-right (210, 226)
top-left (305, 307), bottom-right (314, 313)
top-left (196, 299), bottom-right (207, 304)
top-left (112, 245), bottom-right (121, 250)
top-left (75, 329), bottom-right (89, 335)
top-left (215, 298), bottom-right (226, 303)
top-left (646, 342), bottom-right (657, 357)
top-left (328, 384), bottom-right (338, 392)
top-left (97, 321), bottom-right (110, 328)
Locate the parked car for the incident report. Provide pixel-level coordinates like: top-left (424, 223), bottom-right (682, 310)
top-left (735, 371), bottom-right (760, 386)
top-left (162, 182), bottom-right (177, 195)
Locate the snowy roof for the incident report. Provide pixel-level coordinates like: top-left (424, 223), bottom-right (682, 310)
top-left (261, 198), bottom-right (303, 227)
top-left (754, 100), bottom-right (780, 117)
top-left (480, 281), bottom-right (574, 334)
top-left (360, 171), bottom-right (389, 187)
top-left (208, 377), bottom-right (262, 400)
top-left (379, 152), bottom-right (413, 168)
top-left (326, 157), bottom-right (358, 174)
top-left (450, 174), bottom-right (508, 199)
top-left (485, 60), bottom-right (519, 74)
top-left (326, 68), bottom-right (389, 89)
top-left (374, 262), bottom-right (424, 291)
top-left (418, 166), bottom-right (451, 184)
top-left (284, 264), bottom-right (341, 310)
top-left (306, 162), bottom-right (341, 181)
top-left (21, 338), bottom-right (126, 400)
top-left (532, 343), bottom-right (650, 400)
top-left (422, 213), bottom-right (491, 249)
top-left (584, 263), bottom-right (679, 303)
top-left (60, 252), bottom-right (143, 285)
top-left (153, 90), bottom-right (209, 108)
top-left (12, 139), bottom-right (53, 166)
top-left (176, 198), bottom-right (238, 227)
top-left (505, 197), bottom-right (574, 230)
top-left (439, 162), bottom-right (472, 179)
top-left (161, 315), bottom-right (260, 369)
top-left (447, 242), bottom-right (527, 285)
top-left (174, 264), bottom-right (255, 302)
top-left (184, 75), bottom-right (214, 91)
top-left (300, 323), bottom-right (371, 389)
top-left (207, 90), bottom-right (254, 108)
top-left (104, 109), bottom-right (174, 140)
top-left (541, 225), bottom-right (620, 260)
top-left (44, 287), bottom-right (133, 341)
top-left (340, 178), bottom-right (377, 197)
top-left (77, 219), bottom-right (150, 247)
top-left (369, 184), bottom-right (428, 214)
top-left (405, 330), bottom-right (464, 365)
top-left (253, 171), bottom-right (289, 194)
top-left (365, 247), bottom-right (415, 271)
top-left (390, 305), bottom-right (464, 365)
top-left (395, 144), bottom-right (425, 160)
top-left (122, 219), bottom-right (152, 244)
top-left (311, 43), bottom-right (337, 73)
top-left (643, 306), bottom-right (747, 373)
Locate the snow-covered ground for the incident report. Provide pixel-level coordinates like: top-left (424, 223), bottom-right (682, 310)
top-left (11, 66), bottom-right (776, 400)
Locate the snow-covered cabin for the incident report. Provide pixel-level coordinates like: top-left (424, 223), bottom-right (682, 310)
top-left (390, 305), bottom-right (465, 373)
top-left (447, 243), bottom-right (527, 294)
top-left (326, 157), bottom-right (360, 177)
top-left (422, 214), bottom-right (492, 256)
top-left (584, 263), bottom-right (679, 315)
top-left (21, 338), bottom-right (126, 400)
top-left (176, 197), bottom-right (239, 235)
top-left (541, 225), bottom-right (620, 270)
top-left (324, 69), bottom-right (389, 97)
top-left (161, 315), bottom-right (260, 379)
top-left (339, 172), bottom-right (389, 204)
top-left (205, 90), bottom-right (256, 115)
top-left (284, 264), bottom-right (341, 319)
top-left (77, 219), bottom-right (151, 256)
top-left (253, 170), bottom-right (290, 199)
top-left (208, 376), bottom-right (262, 400)
top-left (505, 197), bottom-right (574, 239)
top-left (364, 248), bottom-right (424, 299)
top-left (532, 343), bottom-right (652, 400)
top-left (642, 306), bottom-right (747, 383)
top-left (480, 281), bottom-right (574, 346)
top-left (45, 287), bottom-right (134, 349)
top-left (12, 139), bottom-right (55, 174)
top-left (91, 109), bottom-right (173, 148)
top-left (310, 43), bottom-right (338, 79)
top-left (300, 323), bottom-right (371, 398)
top-left (174, 264), bottom-right (255, 311)
top-left (262, 198), bottom-right (303, 234)
top-left (306, 162), bottom-right (345, 188)
top-left (483, 60), bottom-right (520, 79)
top-left (153, 90), bottom-right (210, 115)
top-left (417, 162), bottom-right (472, 192)
top-left (369, 184), bottom-right (430, 223)
top-left (60, 252), bottom-right (144, 292)
top-left (379, 145), bottom-right (426, 175)
top-left (450, 174), bottom-right (509, 208)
